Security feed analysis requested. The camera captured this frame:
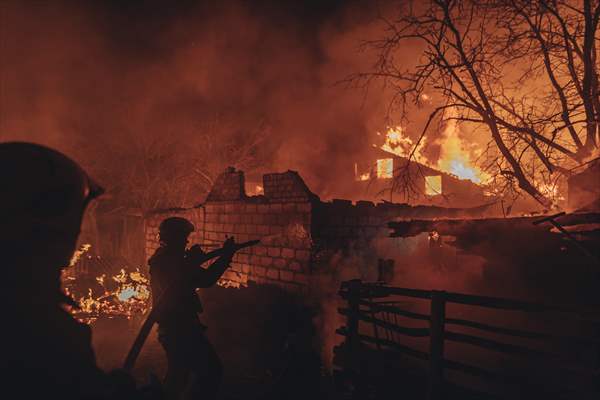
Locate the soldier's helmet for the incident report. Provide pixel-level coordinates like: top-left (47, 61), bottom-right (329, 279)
top-left (159, 217), bottom-right (195, 244)
top-left (0, 142), bottom-right (103, 245)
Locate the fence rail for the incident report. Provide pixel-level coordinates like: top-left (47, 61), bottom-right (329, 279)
top-left (334, 279), bottom-right (600, 400)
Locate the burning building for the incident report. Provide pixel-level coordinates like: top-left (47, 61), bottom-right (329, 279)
top-left (351, 125), bottom-right (491, 208)
top-left (354, 146), bottom-right (487, 208)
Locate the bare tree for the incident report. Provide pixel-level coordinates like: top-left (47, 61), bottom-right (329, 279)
top-left (352, 0), bottom-right (599, 207)
top-left (79, 114), bottom-right (270, 212)
top-left (187, 115), bottom-right (271, 198)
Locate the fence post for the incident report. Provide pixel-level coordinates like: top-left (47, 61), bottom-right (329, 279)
top-left (428, 290), bottom-right (446, 400)
top-left (346, 279), bottom-right (361, 364)
top-left (343, 279), bottom-right (363, 396)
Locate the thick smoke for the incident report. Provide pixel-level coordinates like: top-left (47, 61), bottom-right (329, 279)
top-left (1, 0), bottom-right (422, 205)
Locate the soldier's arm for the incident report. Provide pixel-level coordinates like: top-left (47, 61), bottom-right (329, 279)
top-left (189, 252), bottom-right (234, 288)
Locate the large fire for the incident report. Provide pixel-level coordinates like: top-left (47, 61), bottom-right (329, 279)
top-left (65, 267), bottom-right (151, 324)
top-left (378, 126), bottom-right (427, 164)
top-left (377, 122), bottom-right (489, 184)
top-left (436, 119), bottom-right (488, 184)
top-left (376, 158), bottom-right (393, 179)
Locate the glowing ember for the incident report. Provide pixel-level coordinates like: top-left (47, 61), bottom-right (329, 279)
top-left (536, 181), bottom-right (565, 202)
top-left (247, 184), bottom-right (264, 196)
top-left (62, 250), bottom-right (152, 324)
top-left (376, 158), bottom-right (393, 179)
top-left (63, 244), bottom-right (246, 324)
top-left (354, 163), bottom-right (371, 181)
top-left (217, 280), bottom-right (242, 289)
top-left (357, 173), bottom-right (370, 181)
top-left (113, 269), bottom-right (128, 284)
top-left (69, 243), bottom-right (91, 267)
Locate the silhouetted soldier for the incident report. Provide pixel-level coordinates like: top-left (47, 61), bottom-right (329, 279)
top-left (148, 217), bottom-right (237, 400)
top-left (0, 142), bottom-right (129, 399)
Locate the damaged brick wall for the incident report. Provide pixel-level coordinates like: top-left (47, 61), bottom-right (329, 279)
top-left (145, 169), bottom-right (315, 291)
top-left (145, 168), bottom-right (495, 290)
top-left (311, 199), bottom-right (493, 245)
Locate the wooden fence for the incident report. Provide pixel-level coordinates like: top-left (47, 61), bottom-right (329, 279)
top-left (334, 279), bottom-right (600, 399)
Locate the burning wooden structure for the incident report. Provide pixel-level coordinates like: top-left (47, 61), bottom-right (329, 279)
top-left (354, 146), bottom-right (487, 208)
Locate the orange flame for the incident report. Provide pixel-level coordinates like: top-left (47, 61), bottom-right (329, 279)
top-left (378, 126), bottom-right (427, 164)
top-left (436, 119), bottom-right (488, 183)
top-left (63, 250), bottom-right (152, 324)
top-left (378, 122), bottom-right (489, 184)
top-left (376, 158), bottom-right (394, 178)
top-left (64, 245), bottom-right (246, 323)
top-left (69, 243), bottom-right (91, 267)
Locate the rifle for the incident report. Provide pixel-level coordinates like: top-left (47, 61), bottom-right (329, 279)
top-left (123, 239), bottom-right (259, 372)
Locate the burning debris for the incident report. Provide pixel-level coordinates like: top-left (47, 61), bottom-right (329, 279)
top-left (62, 243), bottom-right (245, 324)
top-left (63, 245), bottom-right (151, 324)
top-left (69, 243), bottom-right (92, 267)
top-left (66, 269), bottom-right (150, 324)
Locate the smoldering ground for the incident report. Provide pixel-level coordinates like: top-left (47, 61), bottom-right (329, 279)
top-left (90, 283), bottom-right (323, 399)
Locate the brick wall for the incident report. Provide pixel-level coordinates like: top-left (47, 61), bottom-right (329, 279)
top-left (145, 168), bottom-right (494, 290)
top-left (145, 168), bottom-right (315, 291)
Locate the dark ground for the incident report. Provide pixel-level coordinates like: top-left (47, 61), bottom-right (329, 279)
top-left (91, 284), bottom-right (334, 400)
